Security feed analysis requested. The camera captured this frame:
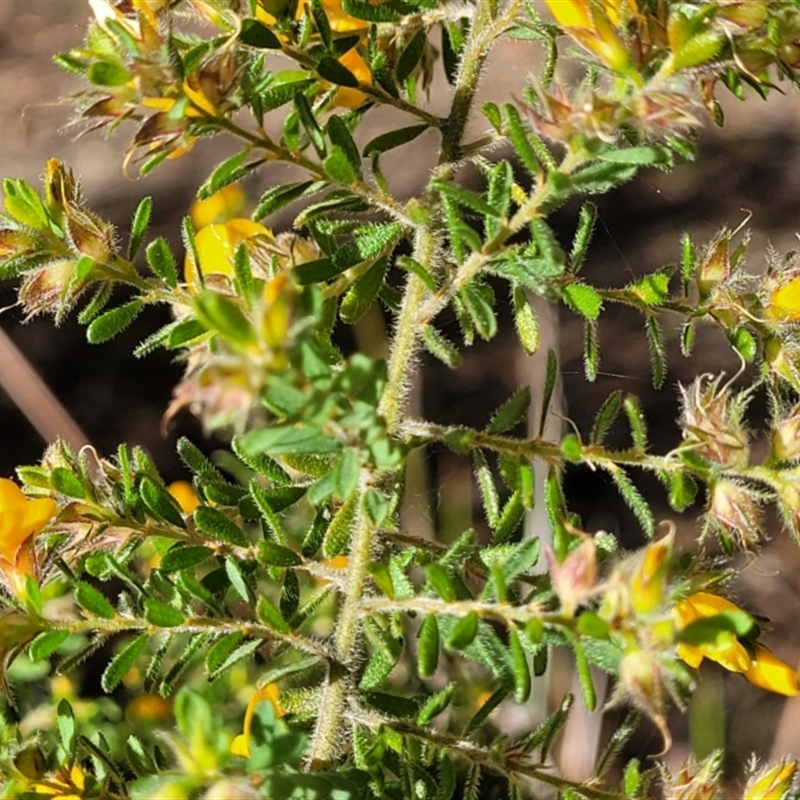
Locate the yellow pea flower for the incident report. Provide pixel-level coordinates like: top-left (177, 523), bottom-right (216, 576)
top-left (185, 218), bottom-right (273, 289)
top-left (230, 683), bottom-right (284, 758)
top-left (167, 481), bottom-right (201, 514)
top-left (190, 185), bottom-right (246, 229)
top-left (673, 592), bottom-right (800, 695)
top-left (0, 478), bottom-right (57, 599)
top-left (672, 592), bottom-right (752, 672)
top-left (29, 764), bottom-right (88, 800)
top-left (744, 645), bottom-right (800, 697)
top-left (767, 276), bottom-right (800, 321)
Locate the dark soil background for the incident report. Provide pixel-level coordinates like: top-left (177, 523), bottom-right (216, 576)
top-left (4, 0), bottom-right (800, 790)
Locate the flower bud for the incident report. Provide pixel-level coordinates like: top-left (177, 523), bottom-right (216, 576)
top-left (546, 538), bottom-right (597, 618)
top-left (662, 752), bottom-right (723, 800)
top-left (708, 480), bottom-right (763, 550)
top-left (619, 649), bottom-right (669, 748)
top-left (771, 405), bottom-right (800, 461)
top-left (696, 234), bottom-right (730, 299)
top-left (765, 335), bottom-right (800, 393)
top-left (744, 758), bottom-right (797, 800)
top-left (630, 531), bottom-right (673, 616)
top-left (679, 374), bottom-right (749, 467)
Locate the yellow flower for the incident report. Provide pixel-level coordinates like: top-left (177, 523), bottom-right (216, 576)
top-left (673, 592), bottom-right (800, 695)
top-left (744, 645), bottom-right (800, 697)
top-left (744, 759), bottom-right (797, 800)
top-left (673, 592), bottom-right (752, 672)
top-left (190, 185), bottom-right (246, 229)
top-left (767, 276), bottom-right (800, 321)
top-left (185, 218), bottom-right (273, 289)
top-left (0, 478), bottom-right (57, 598)
top-left (167, 481), bottom-right (201, 514)
top-left (29, 764), bottom-right (88, 800)
top-left (629, 531), bottom-right (672, 615)
top-left (230, 683), bottom-right (284, 758)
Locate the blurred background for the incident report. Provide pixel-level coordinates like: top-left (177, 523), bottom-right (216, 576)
top-left (5, 0), bottom-right (800, 790)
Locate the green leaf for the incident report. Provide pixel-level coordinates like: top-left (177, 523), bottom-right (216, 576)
top-left (598, 145), bottom-right (673, 168)
top-left (538, 349), bottom-right (558, 436)
top-left (341, 257), bottom-right (387, 323)
top-left (446, 612), bottom-right (479, 651)
top-left (510, 629), bottom-right (531, 703)
top-left (571, 161), bottom-right (639, 195)
top-left (322, 493), bottom-right (357, 558)
top-left (607, 466), bottom-right (654, 537)
top-left (512, 286), bottom-right (540, 355)
top-left (323, 145), bottom-right (357, 184)
top-left (317, 55), bottom-right (359, 87)
top-left (194, 291), bottom-right (254, 345)
top-left (422, 325), bottom-right (462, 368)
top-left (260, 78), bottom-right (316, 112)
top-left (645, 315), bottom-right (666, 389)
top-left (729, 327), bottom-right (757, 362)
top-left (225, 557), bottom-right (251, 603)
top-left (678, 610), bottom-right (755, 647)
top-left (207, 637), bottom-right (263, 679)
top-left (75, 581), bottom-right (115, 619)
top-left (144, 600), bottom-right (184, 628)
top-left (474, 451), bottom-right (500, 528)
top-left (3, 178), bottom-right (50, 231)
top-left (569, 202), bottom-right (596, 274)
top-left (139, 476), bottom-right (186, 528)
top-left (417, 614), bottom-right (440, 678)
top-left (258, 539), bottom-right (302, 568)
top-left (432, 180), bottom-right (501, 219)
top-left (362, 124), bottom-right (428, 157)
top-left (240, 425), bottom-right (341, 456)
top-left (668, 470), bottom-right (697, 511)
top-left (128, 197), bottom-right (153, 260)
top-left (194, 506), bottom-right (247, 546)
top-left (460, 284), bottom-right (497, 340)
top-left (29, 630), bottom-right (70, 662)
top-left (87, 301), bottom-right (144, 344)
top-left (502, 104), bottom-right (542, 177)
top-left (465, 685), bottom-right (511, 736)
top-left (333, 448), bottom-right (360, 501)
top-left (144, 237), bottom-right (178, 288)
top-left (87, 60), bottom-right (131, 86)
top-left (487, 387), bottom-right (531, 435)
top-left (101, 634), bottom-right (148, 692)
top-left (159, 545), bottom-right (214, 573)
top-left (590, 390), bottom-right (623, 445)
top-left (425, 563), bottom-right (456, 602)
top-left (205, 632), bottom-right (243, 675)
top-left (57, 699), bottom-right (76, 756)
top-left (396, 29), bottom-right (426, 83)
top-left (624, 394), bottom-right (648, 451)
top-left (628, 271), bottom-right (671, 305)
top-left (239, 18), bottom-right (283, 48)
top-left (257, 596), bottom-right (289, 634)
top-left (359, 649), bottom-right (397, 690)
top-left (253, 180), bottom-right (318, 221)
top-left (50, 466), bottom-right (85, 499)
top-left (327, 115), bottom-right (362, 180)
top-left (562, 282), bottom-right (602, 320)
top-left (294, 92), bottom-right (326, 156)
top-left (341, 0), bottom-right (403, 21)
top-left (493, 490), bottom-right (525, 545)
top-left (417, 683), bottom-right (454, 725)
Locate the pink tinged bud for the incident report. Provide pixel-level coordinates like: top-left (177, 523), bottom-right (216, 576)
top-left (679, 374), bottom-right (749, 467)
top-left (696, 235), bottom-right (731, 298)
top-left (771, 407), bottom-right (800, 461)
top-left (708, 480), bottom-right (763, 550)
top-left (546, 538), bottom-right (597, 618)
